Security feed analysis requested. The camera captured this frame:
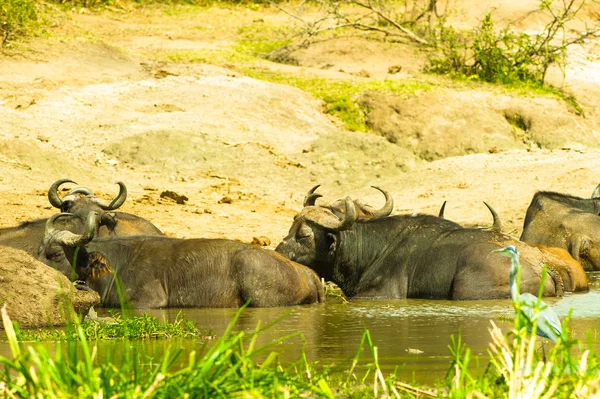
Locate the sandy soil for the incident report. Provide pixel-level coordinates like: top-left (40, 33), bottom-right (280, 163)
top-left (0, 0), bottom-right (599, 251)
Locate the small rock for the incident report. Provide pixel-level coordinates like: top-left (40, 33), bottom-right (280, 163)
top-left (218, 196), bottom-right (233, 204)
top-left (160, 190), bottom-right (189, 205)
top-left (251, 236), bottom-right (271, 246)
top-left (153, 69), bottom-right (180, 79)
top-left (37, 134), bottom-right (50, 142)
top-left (388, 65), bottom-right (402, 74)
top-left (488, 146), bottom-right (502, 154)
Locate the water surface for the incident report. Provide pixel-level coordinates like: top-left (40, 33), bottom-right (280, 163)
top-left (2, 272), bottom-right (599, 385)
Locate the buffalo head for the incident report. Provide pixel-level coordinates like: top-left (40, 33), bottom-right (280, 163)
top-left (38, 211), bottom-right (99, 279)
top-left (275, 197), bottom-right (357, 276)
top-left (48, 179), bottom-right (127, 230)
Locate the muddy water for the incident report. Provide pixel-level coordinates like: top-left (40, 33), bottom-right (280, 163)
top-left (2, 273), bottom-right (599, 385)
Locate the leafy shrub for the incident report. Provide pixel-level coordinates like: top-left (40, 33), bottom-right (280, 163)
top-left (0, 0), bottom-right (38, 43)
top-left (427, 0), bottom-right (596, 87)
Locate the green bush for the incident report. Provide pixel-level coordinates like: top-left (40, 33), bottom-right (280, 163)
top-left (427, 0), bottom-right (595, 89)
top-left (0, 0), bottom-right (38, 43)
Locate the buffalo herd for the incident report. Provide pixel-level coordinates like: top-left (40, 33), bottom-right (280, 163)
top-left (1, 179), bottom-right (598, 308)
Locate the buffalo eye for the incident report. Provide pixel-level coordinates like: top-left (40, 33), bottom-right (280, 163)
top-left (296, 225), bottom-right (312, 240)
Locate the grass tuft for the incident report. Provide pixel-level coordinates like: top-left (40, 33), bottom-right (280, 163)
top-left (14, 311), bottom-right (204, 341)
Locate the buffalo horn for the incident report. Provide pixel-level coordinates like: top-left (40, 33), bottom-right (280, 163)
top-left (92, 181), bottom-right (128, 210)
top-left (483, 202), bottom-right (501, 232)
top-left (48, 179), bottom-right (77, 209)
top-left (68, 187), bottom-right (94, 196)
top-left (354, 186), bottom-right (394, 217)
top-left (309, 197), bottom-right (357, 231)
top-left (438, 201), bottom-right (447, 218)
top-left (44, 212), bottom-right (97, 247)
top-left (592, 183), bottom-right (600, 199)
top-left (303, 184), bottom-right (323, 207)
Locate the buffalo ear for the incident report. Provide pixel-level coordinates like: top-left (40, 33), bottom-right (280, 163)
top-left (570, 236), bottom-right (590, 261)
top-left (100, 212), bottom-right (118, 230)
top-left (83, 251), bottom-right (112, 280)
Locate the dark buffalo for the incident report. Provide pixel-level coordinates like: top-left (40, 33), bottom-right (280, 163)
top-left (0, 179), bottom-right (163, 256)
top-left (275, 197), bottom-right (563, 300)
top-left (303, 185), bottom-right (394, 219)
top-left (520, 184), bottom-right (600, 271)
top-left (38, 212), bottom-right (323, 308)
top-left (440, 202), bottom-right (588, 293)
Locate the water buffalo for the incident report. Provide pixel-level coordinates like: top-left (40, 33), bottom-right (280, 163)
top-left (275, 197), bottom-right (563, 300)
top-left (520, 184), bottom-right (600, 271)
top-left (0, 179), bottom-right (163, 257)
top-left (303, 185), bottom-right (394, 219)
top-left (38, 212), bottom-right (323, 308)
top-left (440, 202), bottom-right (588, 293)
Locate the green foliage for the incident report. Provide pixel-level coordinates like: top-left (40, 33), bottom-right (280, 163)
top-left (15, 312), bottom-right (202, 341)
top-left (0, 0), bottom-right (38, 42)
top-left (234, 23), bottom-right (292, 57)
top-left (427, 0), bottom-right (592, 90)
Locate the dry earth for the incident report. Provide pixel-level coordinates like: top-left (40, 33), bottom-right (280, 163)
top-left (0, 0), bottom-right (599, 273)
top-left (0, 246), bottom-right (99, 328)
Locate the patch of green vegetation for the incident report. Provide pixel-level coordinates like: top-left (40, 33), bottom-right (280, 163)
top-left (15, 312), bottom-right (203, 341)
top-left (162, 48), bottom-right (256, 65)
top-left (0, 0), bottom-right (39, 43)
top-left (240, 68), bottom-right (434, 131)
top-left (234, 23), bottom-right (292, 57)
top-left (426, 5), bottom-right (590, 114)
top-left (507, 114), bottom-right (528, 131)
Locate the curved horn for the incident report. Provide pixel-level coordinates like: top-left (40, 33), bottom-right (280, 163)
top-left (45, 212), bottom-right (97, 247)
top-left (303, 184), bottom-right (323, 207)
top-left (48, 179), bottom-right (77, 209)
top-left (68, 187), bottom-right (94, 196)
top-left (592, 183), bottom-right (600, 199)
top-left (438, 201), bottom-right (447, 218)
top-left (308, 197), bottom-right (357, 232)
top-left (92, 181), bottom-right (127, 210)
top-left (483, 202), bottom-right (501, 232)
top-left (355, 186), bottom-right (394, 217)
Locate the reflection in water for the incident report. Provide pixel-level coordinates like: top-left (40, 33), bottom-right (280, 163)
top-left (1, 273), bottom-right (599, 385)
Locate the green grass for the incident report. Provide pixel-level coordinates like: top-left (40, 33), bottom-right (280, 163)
top-left (2, 286), bottom-right (600, 398)
top-left (0, 0), bottom-right (39, 42)
top-left (15, 312), bottom-right (204, 341)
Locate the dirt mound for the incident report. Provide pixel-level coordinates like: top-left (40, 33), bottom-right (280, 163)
top-left (103, 126), bottom-right (415, 195)
top-left (278, 36), bottom-right (426, 79)
top-left (0, 247), bottom-right (99, 329)
top-left (0, 139), bottom-right (94, 189)
top-left (362, 90), bottom-right (598, 160)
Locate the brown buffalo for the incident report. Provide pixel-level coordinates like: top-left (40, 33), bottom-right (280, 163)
top-left (38, 212), bottom-right (323, 308)
top-left (521, 185), bottom-right (600, 271)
